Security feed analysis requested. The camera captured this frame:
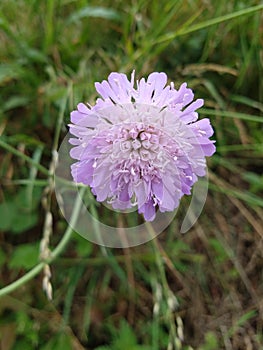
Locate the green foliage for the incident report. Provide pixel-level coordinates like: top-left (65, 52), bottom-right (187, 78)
top-left (208, 238), bottom-right (229, 264)
top-left (0, 187), bottom-right (41, 233)
top-left (228, 310), bottom-right (257, 337)
top-left (15, 311), bottom-right (39, 346)
top-left (73, 233), bottom-right (93, 257)
top-left (40, 332), bottom-right (73, 350)
top-left (198, 332), bottom-right (219, 350)
top-left (9, 243), bottom-right (39, 270)
top-left (95, 319), bottom-right (152, 350)
top-left (242, 172), bottom-right (263, 193)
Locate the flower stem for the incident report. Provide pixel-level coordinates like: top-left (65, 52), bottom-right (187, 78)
top-left (0, 188), bottom-right (85, 298)
top-left (0, 263), bottom-right (45, 297)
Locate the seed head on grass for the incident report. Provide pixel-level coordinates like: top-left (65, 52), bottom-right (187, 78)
top-left (69, 71), bottom-right (216, 221)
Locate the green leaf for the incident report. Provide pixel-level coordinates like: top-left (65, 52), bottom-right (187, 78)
top-left (228, 310), bottom-right (257, 337)
top-left (11, 212), bottom-right (38, 234)
top-left (157, 3), bottom-right (263, 43)
top-left (201, 108), bottom-right (263, 123)
top-left (14, 186), bottom-right (42, 211)
top-left (23, 46), bottom-right (48, 63)
top-left (12, 339), bottom-right (33, 350)
top-left (6, 187), bottom-right (41, 233)
top-left (40, 332), bottom-right (72, 350)
top-left (0, 187), bottom-right (40, 234)
top-left (67, 6), bottom-right (121, 23)
top-left (242, 172), bottom-right (263, 193)
top-left (5, 134), bottom-right (44, 147)
top-left (2, 96), bottom-right (30, 112)
top-left (101, 320), bottom-right (152, 350)
top-left (0, 201), bottom-right (14, 231)
top-left (9, 243), bottom-right (39, 270)
top-left (73, 233), bottom-right (93, 257)
top-left (113, 320), bottom-right (137, 348)
top-left (0, 63), bottom-right (25, 85)
top-left (209, 238), bottom-right (229, 263)
top-left (198, 331), bottom-right (219, 350)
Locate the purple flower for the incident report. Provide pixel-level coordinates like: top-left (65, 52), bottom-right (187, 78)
top-left (69, 71), bottom-right (216, 221)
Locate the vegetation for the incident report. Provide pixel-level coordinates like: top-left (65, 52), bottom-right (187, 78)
top-left (0, 0), bottom-right (262, 349)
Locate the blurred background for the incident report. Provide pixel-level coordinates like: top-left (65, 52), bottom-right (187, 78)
top-left (0, 1), bottom-right (262, 349)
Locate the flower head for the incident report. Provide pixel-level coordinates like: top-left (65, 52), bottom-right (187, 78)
top-left (69, 71), bottom-right (216, 221)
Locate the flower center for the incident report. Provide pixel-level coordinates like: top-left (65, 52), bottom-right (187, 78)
top-left (108, 123), bottom-right (174, 185)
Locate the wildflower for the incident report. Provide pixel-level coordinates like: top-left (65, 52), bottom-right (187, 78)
top-left (69, 72), bottom-right (215, 221)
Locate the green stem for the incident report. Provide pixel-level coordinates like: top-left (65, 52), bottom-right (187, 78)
top-left (0, 188), bottom-right (85, 298)
top-left (43, 0), bottom-right (55, 53)
top-left (201, 108), bottom-right (263, 123)
top-left (0, 139), bottom-right (49, 176)
top-left (157, 4), bottom-right (263, 44)
top-left (0, 137), bottom-right (81, 188)
top-left (146, 222), bottom-right (170, 294)
top-left (0, 263), bottom-right (45, 297)
top-left (146, 222), bottom-right (179, 347)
